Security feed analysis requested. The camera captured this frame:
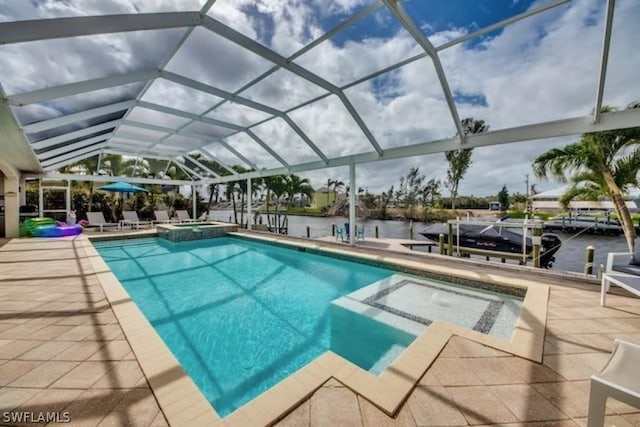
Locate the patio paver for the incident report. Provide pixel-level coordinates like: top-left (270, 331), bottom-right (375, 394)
top-left (1, 234), bottom-right (640, 426)
top-left (0, 237), bottom-right (168, 426)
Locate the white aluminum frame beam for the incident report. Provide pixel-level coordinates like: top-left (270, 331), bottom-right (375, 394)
top-left (172, 159), bottom-right (201, 180)
top-left (203, 143), bottom-right (258, 171)
top-left (161, 71), bottom-right (328, 163)
top-left (122, 118), bottom-right (228, 146)
top-left (106, 139), bottom-right (155, 149)
top-left (121, 119), bottom-right (257, 170)
top-left (43, 151), bottom-right (102, 172)
top-left (30, 119), bottom-right (121, 150)
top-left (106, 142), bottom-right (184, 156)
top-left (38, 134), bottom-right (112, 161)
top-left (111, 131), bottom-right (178, 147)
top-left (44, 172), bottom-right (195, 186)
top-left (0, 12), bottom-right (202, 44)
top-left (102, 144), bottom-right (178, 160)
top-left (201, 15), bottom-right (383, 156)
top-left (437, 0), bottom-right (571, 51)
top-left (138, 99), bottom-right (290, 168)
top-left (22, 100), bottom-right (135, 133)
top-left (137, 100), bottom-right (244, 132)
top-left (137, 100), bottom-right (281, 162)
top-left (7, 70), bottom-right (160, 106)
top-left (197, 149), bottom-right (238, 176)
top-left (593, 0), bottom-right (616, 124)
top-left (244, 129), bottom-right (290, 168)
top-left (42, 145), bottom-right (102, 168)
top-left (187, 1), bottom-right (383, 126)
top-left (115, 120), bottom-right (258, 173)
top-left (204, 108), bottom-right (640, 184)
top-left (184, 154), bottom-right (220, 178)
top-left (383, 0), bottom-right (464, 141)
top-left (110, 131), bottom-right (202, 151)
top-left (101, 149), bottom-right (172, 161)
top-left (229, 0), bottom-right (572, 135)
top-left (109, 7), bottom-right (205, 154)
top-left (160, 71), bottom-right (280, 115)
top-left (121, 119), bottom-right (182, 135)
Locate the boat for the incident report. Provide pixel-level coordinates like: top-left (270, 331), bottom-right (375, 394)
top-left (543, 214), bottom-right (623, 235)
top-left (419, 219), bottom-right (562, 269)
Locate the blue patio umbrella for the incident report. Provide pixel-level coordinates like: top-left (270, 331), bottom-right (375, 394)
top-left (97, 181), bottom-right (148, 193)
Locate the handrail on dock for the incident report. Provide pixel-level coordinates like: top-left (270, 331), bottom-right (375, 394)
top-left (445, 217), bottom-right (545, 268)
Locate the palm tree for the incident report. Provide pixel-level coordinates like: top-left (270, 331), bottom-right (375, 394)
top-left (143, 159), bottom-right (169, 210)
top-left (206, 183), bottom-right (218, 220)
top-left (326, 178), bottom-right (335, 191)
top-left (331, 179), bottom-right (344, 205)
top-left (145, 159), bottom-right (168, 179)
top-left (263, 175), bottom-right (287, 232)
top-left (226, 165), bottom-right (251, 226)
top-left (61, 155), bottom-right (99, 214)
top-left (102, 154), bottom-right (134, 176)
top-left (533, 103), bottom-right (640, 251)
top-left (225, 180), bottom-right (238, 224)
top-left (265, 175), bottom-right (287, 233)
top-left (283, 174), bottom-right (314, 232)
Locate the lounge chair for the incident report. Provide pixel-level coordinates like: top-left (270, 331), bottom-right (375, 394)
top-left (601, 250), bottom-right (640, 306)
top-left (587, 339), bottom-right (640, 427)
top-left (356, 225), bottom-right (365, 241)
top-left (154, 210), bottom-right (178, 224)
top-left (121, 211), bottom-right (153, 230)
top-left (86, 212), bottom-right (119, 232)
top-left (176, 210), bottom-right (201, 223)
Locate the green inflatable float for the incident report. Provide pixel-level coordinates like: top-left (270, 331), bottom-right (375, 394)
top-left (24, 217), bottom-right (83, 237)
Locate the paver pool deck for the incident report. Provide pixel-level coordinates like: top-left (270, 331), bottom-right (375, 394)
top-left (1, 232), bottom-right (639, 426)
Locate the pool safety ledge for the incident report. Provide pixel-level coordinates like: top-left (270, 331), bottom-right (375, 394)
top-left (85, 232), bottom-right (549, 427)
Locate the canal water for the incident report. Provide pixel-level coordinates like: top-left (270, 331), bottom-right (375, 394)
top-left (208, 210), bottom-right (629, 274)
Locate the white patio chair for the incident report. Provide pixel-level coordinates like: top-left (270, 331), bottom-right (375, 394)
top-left (176, 210), bottom-right (201, 223)
top-left (153, 210), bottom-right (178, 224)
top-left (86, 212), bottom-right (118, 232)
top-left (601, 251), bottom-right (640, 306)
top-left (587, 339), bottom-right (640, 427)
top-left (121, 211), bottom-right (153, 230)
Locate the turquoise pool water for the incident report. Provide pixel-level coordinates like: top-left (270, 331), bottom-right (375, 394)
top-left (94, 237), bottom-right (407, 416)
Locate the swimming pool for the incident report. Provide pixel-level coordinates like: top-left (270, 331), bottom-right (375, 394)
top-left (94, 236), bottom-right (406, 416)
top-left (94, 235), bottom-right (527, 417)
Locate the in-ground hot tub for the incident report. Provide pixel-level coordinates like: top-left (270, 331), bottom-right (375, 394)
top-left (156, 222), bottom-right (238, 242)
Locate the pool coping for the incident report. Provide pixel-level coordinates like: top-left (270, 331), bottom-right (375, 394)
top-left (83, 230), bottom-right (549, 427)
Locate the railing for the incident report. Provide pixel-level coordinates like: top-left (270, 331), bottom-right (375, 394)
top-left (446, 218), bottom-right (545, 267)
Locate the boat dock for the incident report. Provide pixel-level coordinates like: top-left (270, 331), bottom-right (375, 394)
top-left (316, 236), bottom-right (537, 265)
top-left (543, 215), bottom-right (624, 235)
top-left (316, 236), bottom-right (439, 253)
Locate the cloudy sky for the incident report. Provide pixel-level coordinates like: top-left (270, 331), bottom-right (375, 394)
top-left (0, 0), bottom-right (638, 196)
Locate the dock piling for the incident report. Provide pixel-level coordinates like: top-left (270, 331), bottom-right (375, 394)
top-left (447, 223), bottom-right (453, 256)
top-left (438, 233), bottom-right (445, 255)
top-left (375, 225), bottom-right (379, 239)
top-left (532, 226), bottom-right (542, 268)
top-left (306, 226), bottom-right (310, 238)
top-left (585, 245), bottom-right (595, 275)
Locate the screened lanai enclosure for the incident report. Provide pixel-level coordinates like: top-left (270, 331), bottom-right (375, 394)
top-left (0, 0), bottom-right (639, 238)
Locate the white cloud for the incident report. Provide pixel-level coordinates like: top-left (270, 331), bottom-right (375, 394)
top-left (1, 0), bottom-right (639, 198)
